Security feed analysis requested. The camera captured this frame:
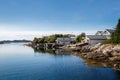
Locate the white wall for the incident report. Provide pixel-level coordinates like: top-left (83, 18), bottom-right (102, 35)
top-left (103, 30), bottom-right (111, 35)
top-left (89, 40), bottom-right (106, 46)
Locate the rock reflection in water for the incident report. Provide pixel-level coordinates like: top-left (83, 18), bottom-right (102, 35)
top-left (115, 70), bottom-right (120, 79)
top-left (33, 48), bottom-right (73, 56)
top-left (33, 47), bottom-right (120, 72)
top-left (75, 52), bottom-right (120, 71)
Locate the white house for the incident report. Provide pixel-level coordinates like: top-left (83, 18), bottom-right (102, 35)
top-left (95, 31), bottom-right (103, 35)
top-left (103, 29), bottom-right (115, 35)
top-left (82, 35), bottom-right (107, 46)
top-left (95, 29), bottom-right (115, 39)
top-left (81, 29), bottom-right (115, 46)
top-left (56, 37), bottom-right (75, 45)
top-left (66, 34), bottom-right (76, 41)
top-left (102, 29), bottom-right (115, 39)
top-left (66, 34), bottom-right (76, 38)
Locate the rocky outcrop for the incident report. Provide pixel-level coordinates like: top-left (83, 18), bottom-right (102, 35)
top-left (82, 43), bottom-right (120, 62)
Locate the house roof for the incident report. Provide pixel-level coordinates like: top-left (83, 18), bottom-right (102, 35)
top-left (66, 34), bottom-right (76, 37)
top-left (56, 37), bottom-right (71, 41)
top-left (97, 31), bottom-right (103, 33)
top-left (95, 31), bottom-right (103, 35)
top-left (87, 35), bottom-right (107, 40)
top-left (106, 29), bottom-right (115, 34)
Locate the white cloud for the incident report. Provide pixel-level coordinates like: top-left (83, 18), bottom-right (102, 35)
top-left (0, 23), bottom-right (98, 40)
top-left (0, 30), bottom-right (96, 40)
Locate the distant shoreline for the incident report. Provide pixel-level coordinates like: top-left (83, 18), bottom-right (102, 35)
top-left (0, 40), bottom-right (31, 44)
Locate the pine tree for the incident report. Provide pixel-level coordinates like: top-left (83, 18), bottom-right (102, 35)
top-left (111, 19), bottom-right (120, 43)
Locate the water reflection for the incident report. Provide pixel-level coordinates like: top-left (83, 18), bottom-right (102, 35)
top-left (1, 43), bottom-right (120, 80)
top-left (33, 47), bottom-right (120, 71)
top-left (75, 53), bottom-right (120, 72)
top-left (33, 48), bottom-right (73, 56)
top-left (115, 70), bottom-right (120, 79)
top-left (75, 53), bottom-right (120, 79)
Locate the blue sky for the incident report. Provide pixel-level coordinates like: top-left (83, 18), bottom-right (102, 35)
top-left (0, 0), bottom-right (120, 40)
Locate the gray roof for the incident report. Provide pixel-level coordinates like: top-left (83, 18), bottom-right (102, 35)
top-left (87, 35), bottom-right (107, 40)
top-left (95, 31), bottom-right (103, 35)
top-left (56, 37), bottom-right (71, 41)
top-left (106, 29), bottom-right (115, 34)
top-left (97, 31), bottom-right (103, 33)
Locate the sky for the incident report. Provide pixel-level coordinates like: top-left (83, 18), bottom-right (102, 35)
top-left (0, 0), bottom-right (120, 40)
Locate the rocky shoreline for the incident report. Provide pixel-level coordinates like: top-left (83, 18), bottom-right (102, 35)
top-left (26, 42), bottom-right (120, 62)
top-left (26, 42), bottom-right (120, 70)
top-left (75, 53), bottom-right (120, 71)
top-left (80, 43), bottom-right (120, 62)
top-left (62, 43), bottom-right (120, 62)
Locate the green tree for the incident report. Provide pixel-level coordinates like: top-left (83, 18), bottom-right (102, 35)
top-left (111, 19), bottom-right (120, 44)
top-left (76, 33), bottom-right (86, 43)
top-left (33, 34), bottom-right (68, 43)
top-left (33, 37), bottom-right (39, 43)
top-left (38, 38), bottom-right (45, 43)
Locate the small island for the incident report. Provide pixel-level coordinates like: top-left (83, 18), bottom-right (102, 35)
top-left (26, 19), bottom-right (120, 70)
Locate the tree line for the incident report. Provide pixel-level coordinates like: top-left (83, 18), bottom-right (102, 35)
top-left (33, 34), bottom-right (68, 43)
top-left (111, 19), bottom-right (120, 44)
top-left (33, 33), bottom-right (85, 44)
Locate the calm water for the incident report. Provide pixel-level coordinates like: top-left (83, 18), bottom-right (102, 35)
top-left (0, 43), bottom-right (120, 80)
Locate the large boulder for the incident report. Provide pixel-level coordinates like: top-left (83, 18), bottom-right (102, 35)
top-left (111, 51), bottom-right (120, 56)
top-left (102, 48), bottom-right (112, 57)
top-left (90, 43), bottom-right (101, 51)
top-left (112, 45), bottom-right (120, 53)
top-left (109, 56), bottom-right (120, 61)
